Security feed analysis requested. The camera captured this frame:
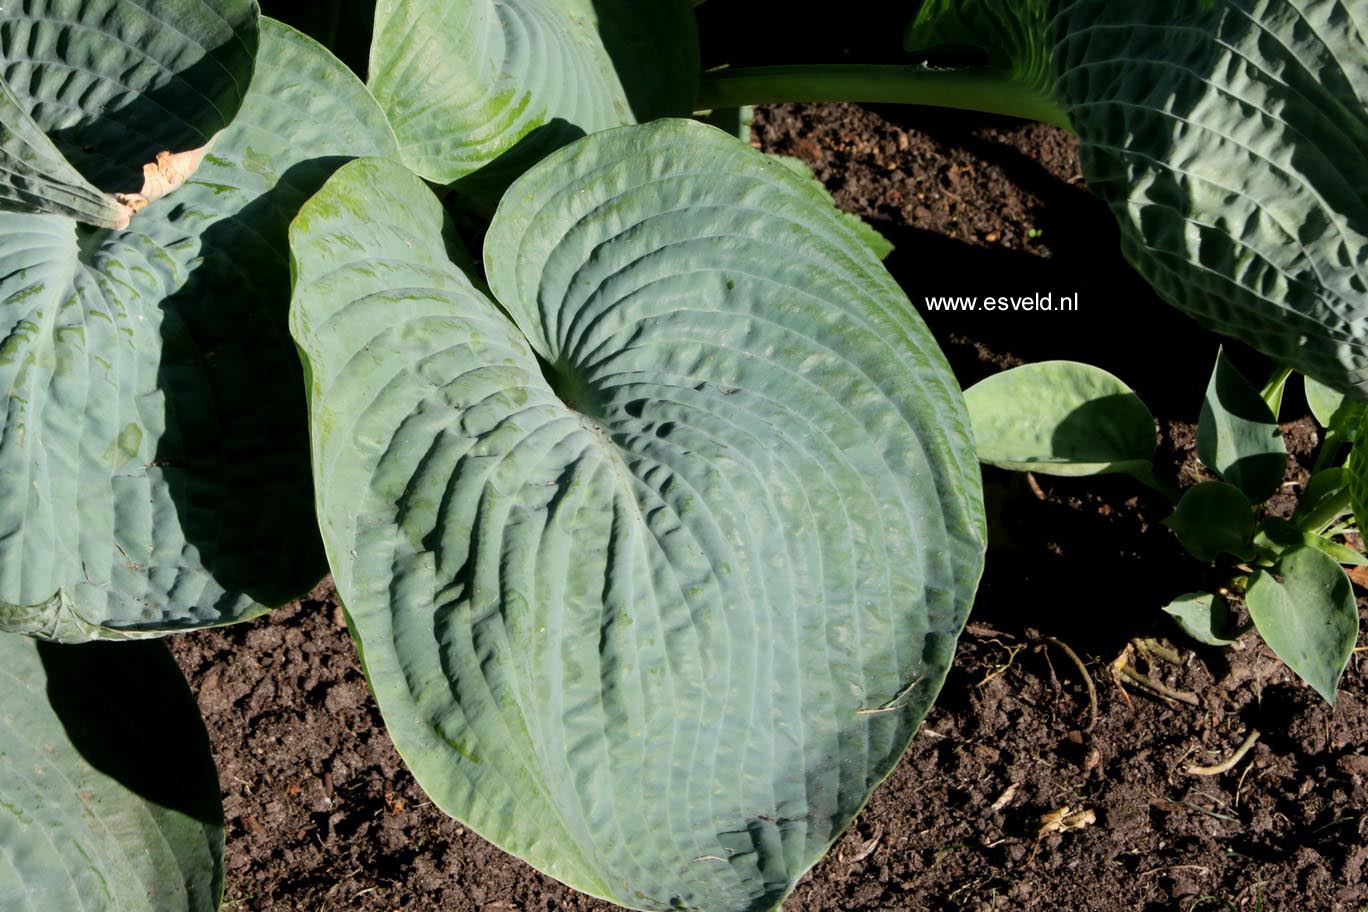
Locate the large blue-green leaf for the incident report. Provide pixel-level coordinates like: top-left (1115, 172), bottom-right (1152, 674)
top-left (0, 633), bottom-right (223, 910)
top-left (0, 20), bottom-right (397, 641)
top-left (0, 0), bottom-right (259, 226)
top-left (907, 0), bottom-right (1368, 396)
top-left (367, 0), bottom-right (698, 190)
top-left (290, 121), bottom-right (985, 912)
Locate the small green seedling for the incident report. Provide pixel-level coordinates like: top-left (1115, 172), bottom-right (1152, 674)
top-left (966, 353), bottom-right (1363, 705)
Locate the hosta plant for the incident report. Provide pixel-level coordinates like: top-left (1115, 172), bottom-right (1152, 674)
top-left (966, 354), bottom-right (1362, 704)
top-left (289, 121), bottom-right (985, 912)
top-left (5, 0), bottom-right (1364, 907)
top-left (1, 2), bottom-right (984, 910)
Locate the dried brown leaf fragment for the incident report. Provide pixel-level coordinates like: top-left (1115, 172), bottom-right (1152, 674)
top-left (112, 146), bottom-right (209, 229)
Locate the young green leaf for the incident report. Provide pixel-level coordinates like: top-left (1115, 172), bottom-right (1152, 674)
top-left (1245, 546), bottom-right (1358, 705)
top-left (1258, 515), bottom-right (1366, 566)
top-left (907, 1), bottom-right (1368, 397)
top-left (1260, 366), bottom-right (1291, 418)
top-left (1163, 481), bottom-right (1256, 563)
top-left (1197, 350), bottom-right (1287, 503)
top-left (1305, 374), bottom-right (1344, 430)
top-left (1294, 468), bottom-right (1353, 534)
top-left (367, 0), bottom-right (699, 190)
top-left (1162, 592), bottom-right (1240, 647)
top-left (1254, 515), bottom-right (1304, 553)
top-left (963, 361), bottom-right (1156, 476)
top-left (0, 634), bottom-right (223, 909)
top-left (0, 21), bottom-right (399, 641)
top-left (290, 121), bottom-right (986, 912)
top-left (1305, 534), bottom-right (1368, 568)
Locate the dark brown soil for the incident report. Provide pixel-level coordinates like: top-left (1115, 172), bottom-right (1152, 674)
top-left (169, 102), bottom-right (1368, 912)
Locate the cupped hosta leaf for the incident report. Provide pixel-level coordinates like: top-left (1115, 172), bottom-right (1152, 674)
top-left (0, 0), bottom-right (259, 213)
top-left (964, 360), bottom-right (1156, 477)
top-left (367, 0), bottom-right (698, 189)
top-left (909, 0), bottom-right (1368, 395)
top-left (291, 122), bottom-right (985, 912)
top-left (0, 20), bottom-right (397, 641)
top-left (1245, 545), bottom-right (1358, 705)
top-left (0, 633), bottom-right (223, 910)
top-left (905, 0), bottom-right (1057, 107)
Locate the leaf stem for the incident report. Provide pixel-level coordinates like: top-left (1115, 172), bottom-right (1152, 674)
top-left (696, 65), bottom-right (1072, 131)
